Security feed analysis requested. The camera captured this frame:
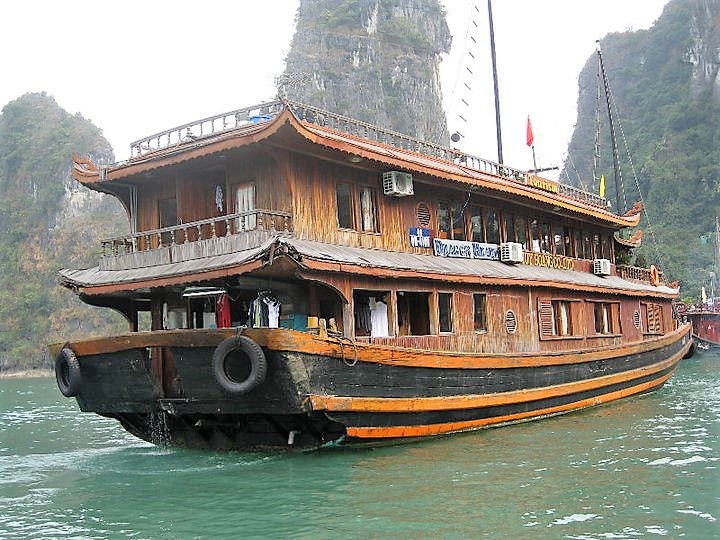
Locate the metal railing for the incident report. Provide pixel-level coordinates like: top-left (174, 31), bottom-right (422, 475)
top-left (101, 210), bottom-right (292, 257)
top-left (130, 103), bottom-right (285, 158)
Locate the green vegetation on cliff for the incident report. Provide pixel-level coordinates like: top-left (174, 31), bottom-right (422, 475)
top-left (0, 93), bottom-right (126, 372)
top-left (564, 0), bottom-right (719, 301)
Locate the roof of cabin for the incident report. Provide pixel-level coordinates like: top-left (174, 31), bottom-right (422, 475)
top-left (71, 100), bottom-right (641, 229)
top-left (60, 236), bottom-right (678, 299)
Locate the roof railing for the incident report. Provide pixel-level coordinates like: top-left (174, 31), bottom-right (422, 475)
top-left (128, 99), bottom-right (608, 209)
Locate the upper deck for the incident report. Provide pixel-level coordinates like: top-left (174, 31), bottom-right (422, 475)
top-left (69, 100), bottom-right (659, 292)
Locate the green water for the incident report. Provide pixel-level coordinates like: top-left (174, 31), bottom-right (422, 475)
top-left (1, 353), bottom-right (718, 539)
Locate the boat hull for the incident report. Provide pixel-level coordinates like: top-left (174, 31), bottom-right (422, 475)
top-left (688, 312), bottom-right (720, 348)
top-left (52, 324), bottom-right (693, 451)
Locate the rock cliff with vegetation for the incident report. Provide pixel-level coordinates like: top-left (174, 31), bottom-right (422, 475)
top-left (282, 0), bottom-right (452, 145)
top-left (563, 0), bottom-right (719, 301)
top-left (0, 93), bottom-right (126, 373)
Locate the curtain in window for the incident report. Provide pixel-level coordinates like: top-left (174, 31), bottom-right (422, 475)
top-left (235, 183), bottom-right (256, 230)
top-left (360, 187), bottom-right (375, 232)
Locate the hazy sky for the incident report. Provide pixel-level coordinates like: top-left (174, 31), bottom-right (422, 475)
top-left (1, 0), bottom-right (669, 175)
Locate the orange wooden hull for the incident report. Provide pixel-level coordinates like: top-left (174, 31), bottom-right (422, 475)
top-left (50, 323), bottom-right (692, 450)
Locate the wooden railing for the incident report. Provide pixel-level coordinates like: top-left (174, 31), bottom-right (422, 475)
top-left (616, 264), bottom-right (661, 284)
top-left (101, 210), bottom-right (292, 257)
top-left (126, 99), bottom-right (609, 210)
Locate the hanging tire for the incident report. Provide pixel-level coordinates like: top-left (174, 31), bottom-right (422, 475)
top-left (55, 347), bottom-right (81, 397)
top-left (212, 336), bottom-right (267, 394)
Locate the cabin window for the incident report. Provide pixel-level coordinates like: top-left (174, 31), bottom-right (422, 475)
top-left (437, 201), bottom-right (465, 240)
top-left (486, 209), bottom-right (500, 244)
top-left (470, 208), bottom-right (484, 242)
top-left (337, 183), bottom-right (379, 233)
top-left (553, 224), bottom-right (565, 256)
top-left (554, 300), bottom-right (572, 335)
top-left (530, 219), bottom-right (541, 252)
top-left (541, 222), bottom-right (551, 253)
top-left (575, 231), bottom-right (584, 259)
top-left (438, 292), bottom-right (453, 333)
top-left (359, 186), bottom-right (378, 232)
top-left (473, 293), bottom-right (487, 332)
top-left (514, 216), bottom-right (528, 249)
top-left (235, 183), bottom-right (256, 230)
top-left (582, 230), bottom-right (593, 259)
top-left (593, 233), bottom-right (602, 260)
top-left (539, 298), bottom-right (580, 339)
top-left (600, 234), bottom-right (611, 260)
top-left (354, 290), bottom-right (390, 337)
top-left (336, 183), bottom-right (354, 229)
top-left (592, 301), bottom-right (620, 335)
top-left (642, 302), bottom-right (663, 334)
top-left (397, 291), bottom-right (430, 336)
top-left (158, 197), bottom-right (177, 246)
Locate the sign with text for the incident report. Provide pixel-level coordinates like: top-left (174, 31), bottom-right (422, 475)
top-left (527, 174), bottom-right (559, 193)
top-left (433, 238), bottom-right (499, 260)
top-left (409, 227), bottom-right (432, 248)
top-left (523, 251), bottom-right (575, 270)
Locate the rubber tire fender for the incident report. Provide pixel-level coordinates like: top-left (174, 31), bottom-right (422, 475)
top-left (55, 347), bottom-right (81, 397)
top-left (212, 336), bottom-right (267, 394)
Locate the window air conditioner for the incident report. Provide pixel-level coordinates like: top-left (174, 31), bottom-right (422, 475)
top-left (500, 242), bottom-right (524, 264)
top-left (382, 171), bottom-right (414, 197)
top-left (593, 258), bottom-right (611, 276)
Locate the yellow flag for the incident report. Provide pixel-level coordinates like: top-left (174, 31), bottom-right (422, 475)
top-left (599, 174), bottom-right (606, 197)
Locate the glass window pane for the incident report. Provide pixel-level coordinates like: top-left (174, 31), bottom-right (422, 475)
top-left (336, 183), bottom-right (353, 229)
top-left (514, 216), bottom-right (527, 249)
top-left (439, 293), bottom-right (452, 333)
top-left (470, 208), bottom-right (484, 242)
top-left (473, 294), bottom-right (487, 332)
top-left (360, 186), bottom-right (376, 232)
top-left (530, 219), bottom-right (541, 252)
top-left (486, 209), bottom-right (500, 244)
top-left (438, 202), bottom-right (451, 238)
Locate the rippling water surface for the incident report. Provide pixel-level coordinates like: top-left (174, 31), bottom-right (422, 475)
top-left (1, 352), bottom-right (718, 539)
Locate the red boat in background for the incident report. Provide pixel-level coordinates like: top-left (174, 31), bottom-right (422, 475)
top-left (686, 304), bottom-right (720, 349)
top-left (684, 217), bottom-right (720, 349)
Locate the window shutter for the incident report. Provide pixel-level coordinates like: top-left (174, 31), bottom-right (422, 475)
top-left (538, 299), bottom-right (554, 338)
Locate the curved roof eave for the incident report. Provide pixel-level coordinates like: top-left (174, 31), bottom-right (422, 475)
top-left (72, 104), bottom-right (640, 228)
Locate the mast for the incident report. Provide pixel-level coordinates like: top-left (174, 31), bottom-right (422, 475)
top-left (487, 0), bottom-right (503, 164)
top-left (596, 41), bottom-right (623, 213)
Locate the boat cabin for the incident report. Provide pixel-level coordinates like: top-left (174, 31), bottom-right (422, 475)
top-left (67, 100), bottom-right (678, 356)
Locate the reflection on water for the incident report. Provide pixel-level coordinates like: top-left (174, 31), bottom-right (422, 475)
top-left (1, 352), bottom-right (718, 539)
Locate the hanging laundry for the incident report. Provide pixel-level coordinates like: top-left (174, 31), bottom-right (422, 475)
top-left (370, 297), bottom-right (389, 337)
top-left (216, 293), bottom-right (231, 328)
top-left (215, 185), bottom-right (224, 213)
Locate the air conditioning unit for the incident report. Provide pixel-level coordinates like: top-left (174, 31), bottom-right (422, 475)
top-left (500, 242), bottom-right (524, 264)
top-left (593, 258), bottom-right (612, 276)
top-left (382, 171), bottom-right (414, 197)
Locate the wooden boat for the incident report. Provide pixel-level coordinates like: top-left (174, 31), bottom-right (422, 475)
top-left (681, 217), bottom-right (720, 349)
top-left (50, 100), bottom-right (692, 450)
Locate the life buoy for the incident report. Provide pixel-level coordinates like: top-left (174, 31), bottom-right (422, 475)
top-left (212, 336), bottom-right (267, 394)
top-left (55, 347), bottom-right (81, 397)
top-left (649, 265), bottom-right (660, 286)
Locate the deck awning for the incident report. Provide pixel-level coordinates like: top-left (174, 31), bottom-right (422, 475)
top-left (61, 235), bottom-right (678, 299)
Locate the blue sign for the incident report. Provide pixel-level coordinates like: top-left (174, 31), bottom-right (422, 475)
top-left (433, 238), bottom-right (499, 260)
top-left (409, 227), bottom-right (432, 248)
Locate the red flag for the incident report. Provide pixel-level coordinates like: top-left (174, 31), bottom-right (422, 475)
top-left (526, 115), bottom-right (534, 147)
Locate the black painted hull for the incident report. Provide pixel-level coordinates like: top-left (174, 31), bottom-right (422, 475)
top-left (61, 324), bottom-right (692, 451)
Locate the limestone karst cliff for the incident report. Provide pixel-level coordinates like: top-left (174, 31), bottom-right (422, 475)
top-left (281, 0), bottom-right (452, 145)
